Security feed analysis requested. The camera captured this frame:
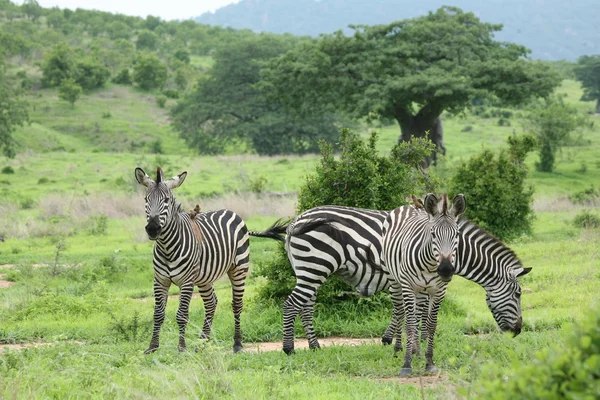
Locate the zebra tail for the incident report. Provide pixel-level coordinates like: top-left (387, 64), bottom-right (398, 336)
top-left (248, 218), bottom-right (290, 242)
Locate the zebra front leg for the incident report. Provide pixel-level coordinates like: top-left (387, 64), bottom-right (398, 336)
top-left (299, 295), bottom-right (320, 350)
top-left (400, 288), bottom-right (418, 377)
top-left (424, 291), bottom-right (446, 374)
top-left (198, 285), bottom-right (218, 340)
top-left (176, 283), bottom-right (195, 352)
top-left (145, 278), bottom-right (169, 354)
top-left (418, 293), bottom-right (430, 343)
top-left (229, 267), bottom-right (248, 353)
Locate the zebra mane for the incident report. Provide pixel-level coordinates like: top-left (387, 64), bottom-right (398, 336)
top-left (459, 217), bottom-right (523, 270)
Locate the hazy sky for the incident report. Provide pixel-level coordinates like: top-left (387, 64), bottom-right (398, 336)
top-left (13, 0), bottom-right (240, 20)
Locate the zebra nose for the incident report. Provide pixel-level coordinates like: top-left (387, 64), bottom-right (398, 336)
top-left (437, 257), bottom-right (454, 282)
top-left (145, 216), bottom-right (161, 239)
top-left (513, 316), bottom-right (523, 337)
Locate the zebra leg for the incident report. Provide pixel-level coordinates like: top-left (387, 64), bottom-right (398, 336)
top-left (176, 283), bottom-right (195, 352)
top-left (145, 278), bottom-right (170, 354)
top-left (424, 292), bottom-right (446, 374)
top-left (198, 285), bottom-right (218, 340)
top-left (228, 267), bottom-right (248, 353)
top-left (299, 295), bottom-right (320, 350)
top-left (382, 283), bottom-right (404, 353)
top-left (417, 292), bottom-right (430, 343)
top-left (282, 285), bottom-right (317, 355)
top-left (400, 288), bottom-right (418, 377)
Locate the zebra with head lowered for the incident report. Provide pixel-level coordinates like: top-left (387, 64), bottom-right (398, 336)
top-left (251, 199), bottom-right (531, 364)
top-left (135, 167), bottom-right (250, 354)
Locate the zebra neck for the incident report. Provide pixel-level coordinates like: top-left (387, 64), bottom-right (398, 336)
top-left (454, 252), bottom-right (516, 289)
top-left (154, 213), bottom-right (195, 255)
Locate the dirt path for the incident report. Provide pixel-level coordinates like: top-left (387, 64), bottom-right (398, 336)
top-left (0, 274), bottom-right (13, 289)
top-left (244, 336), bottom-right (379, 353)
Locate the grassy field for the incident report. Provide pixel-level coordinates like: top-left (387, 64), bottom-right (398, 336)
top-left (0, 80), bottom-right (599, 398)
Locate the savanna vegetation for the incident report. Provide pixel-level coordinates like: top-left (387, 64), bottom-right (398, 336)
top-left (0, 1), bottom-right (599, 398)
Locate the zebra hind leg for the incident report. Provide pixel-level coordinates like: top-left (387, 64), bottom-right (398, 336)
top-left (282, 287), bottom-right (316, 355)
top-left (299, 295), bottom-right (320, 350)
top-left (228, 266), bottom-right (248, 353)
top-left (383, 283), bottom-right (403, 350)
top-left (198, 285), bottom-right (218, 341)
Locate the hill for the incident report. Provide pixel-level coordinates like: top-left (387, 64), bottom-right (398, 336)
top-left (195, 0), bottom-right (600, 61)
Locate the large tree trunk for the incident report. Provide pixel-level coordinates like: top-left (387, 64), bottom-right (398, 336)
top-left (395, 108), bottom-right (445, 168)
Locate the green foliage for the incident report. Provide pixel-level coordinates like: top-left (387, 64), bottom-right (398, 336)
top-left (136, 30), bottom-right (158, 51)
top-left (162, 89), bottom-right (179, 99)
top-left (449, 135), bottom-right (535, 242)
top-left (569, 186), bottom-right (599, 204)
top-left (475, 305), bottom-right (600, 399)
top-left (573, 211), bottom-right (600, 229)
top-left (41, 42), bottom-right (73, 88)
top-left (1, 166), bottom-right (14, 174)
top-left (112, 68), bottom-right (131, 85)
top-left (0, 62), bottom-right (29, 158)
top-left (88, 214), bottom-right (108, 236)
top-left (574, 55), bottom-right (600, 112)
top-left (72, 57), bottom-right (110, 90)
top-left (257, 128), bottom-right (437, 304)
top-left (525, 95), bottom-right (589, 172)
top-left (173, 48), bottom-right (190, 64)
top-left (170, 33), bottom-right (342, 155)
top-left (261, 6), bottom-right (561, 159)
top-left (132, 53), bottom-right (167, 90)
top-left (155, 95), bottom-right (167, 108)
top-left (58, 78), bottom-right (82, 106)
top-left (297, 129), bottom-right (437, 212)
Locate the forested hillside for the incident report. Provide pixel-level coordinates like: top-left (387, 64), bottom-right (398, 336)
top-left (196, 0), bottom-right (600, 61)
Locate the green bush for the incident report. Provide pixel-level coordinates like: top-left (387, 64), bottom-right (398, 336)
top-left (156, 95), bottom-right (167, 108)
top-left (569, 186), bottom-right (599, 204)
top-left (573, 211), bottom-right (600, 229)
top-left (112, 68), bottom-right (131, 85)
top-left (255, 128), bottom-right (437, 304)
top-left (449, 134), bottom-right (536, 242)
top-left (473, 304), bottom-right (600, 399)
top-left (1, 166), bottom-right (15, 174)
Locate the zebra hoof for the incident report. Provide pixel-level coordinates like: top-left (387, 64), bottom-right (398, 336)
top-left (381, 336), bottom-right (393, 345)
top-left (178, 346), bottom-right (187, 353)
top-left (399, 368), bottom-right (413, 377)
top-left (283, 347), bottom-right (295, 355)
top-left (308, 343), bottom-right (320, 351)
top-left (233, 344), bottom-right (243, 353)
top-left (144, 346), bottom-right (158, 355)
top-left (425, 365), bottom-right (439, 374)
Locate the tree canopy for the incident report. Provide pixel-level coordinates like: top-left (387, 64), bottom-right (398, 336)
top-left (170, 34), bottom-right (345, 155)
top-left (574, 55), bottom-right (600, 114)
top-left (260, 6), bottom-right (561, 165)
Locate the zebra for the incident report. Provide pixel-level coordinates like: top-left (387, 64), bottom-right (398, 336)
top-left (135, 167), bottom-right (250, 354)
top-left (381, 193), bottom-right (467, 376)
top-left (250, 200), bottom-right (531, 361)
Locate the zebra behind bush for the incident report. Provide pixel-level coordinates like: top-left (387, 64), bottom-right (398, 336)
top-left (251, 201), bottom-right (531, 361)
top-left (135, 167), bottom-right (250, 353)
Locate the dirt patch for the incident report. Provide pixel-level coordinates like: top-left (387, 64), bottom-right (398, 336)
top-left (244, 337), bottom-right (379, 353)
top-left (132, 293), bottom-right (202, 302)
top-left (0, 341), bottom-right (84, 352)
top-left (0, 274), bottom-right (13, 289)
top-left (0, 263), bottom-right (81, 269)
top-left (372, 374), bottom-right (448, 387)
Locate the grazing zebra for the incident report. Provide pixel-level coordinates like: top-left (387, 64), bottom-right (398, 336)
top-left (382, 193), bottom-right (466, 376)
top-left (251, 201), bottom-right (531, 360)
top-left (135, 167), bottom-right (250, 354)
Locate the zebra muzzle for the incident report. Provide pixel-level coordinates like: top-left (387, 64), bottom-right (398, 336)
top-left (145, 217), bottom-right (162, 240)
top-left (437, 258), bottom-right (455, 282)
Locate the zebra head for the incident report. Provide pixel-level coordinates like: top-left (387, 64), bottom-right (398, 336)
top-left (423, 193), bottom-right (466, 282)
top-left (135, 167), bottom-right (187, 240)
top-left (486, 266), bottom-right (532, 337)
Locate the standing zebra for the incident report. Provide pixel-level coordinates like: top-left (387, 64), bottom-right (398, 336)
top-left (135, 167), bottom-right (250, 353)
top-left (251, 200), bottom-right (530, 362)
top-left (382, 193), bottom-right (466, 376)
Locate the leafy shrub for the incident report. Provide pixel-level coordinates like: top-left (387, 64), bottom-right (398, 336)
top-left (37, 177), bottom-right (49, 184)
top-left (573, 211), bottom-right (600, 229)
top-left (156, 95), bottom-right (167, 108)
top-left (473, 304), bottom-right (600, 399)
top-left (449, 134), bottom-right (536, 242)
top-left (570, 186), bottom-right (599, 204)
top-left (255, 128), bottom-right (437, 304)
top-left (498, 117), bottom-right (511, 126)
top-left (133, 53), bottom-right (167, 90)
top-left (150, 139), bottom-right (163, 154)
top-left (1, 166), bottom-right (14, 174)
top-left (58, 78), bottom-right (82, 106)
top-left (576, 162), bottom-right (588, 174)
top-left (461, 125), bottom-right (473, 132)
top-left (162, 89), bottom-right (179, 99)
top-left (112, 68), bottom-right (131, 85)
top-left (88, 214), bottom-right (108, 236)
top-left (246, 175), bottom-right (268, 194)
top-left (102, 111), bottom-right (112, 119)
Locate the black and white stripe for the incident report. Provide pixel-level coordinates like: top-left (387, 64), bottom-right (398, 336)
top-left (135, 167), bottom-right (250, 353)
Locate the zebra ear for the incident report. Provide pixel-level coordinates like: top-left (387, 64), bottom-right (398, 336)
top-left (515, 267), bottom-right (532, 278)
top-left (450, 194), bottom-right (466, 217)
top-left (423, 193), bottom-right (439, 216)
top-left (165, 171), bottom-right (187, 190)
top-left (135, 167), bottom-right (153, 187)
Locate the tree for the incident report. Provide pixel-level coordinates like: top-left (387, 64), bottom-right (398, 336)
top-left (21, 0), bottom-right (41, 21)
top-left (0, 67), bottom-right (29, 158)
top-left (260, 6), bottom-right (561, 167)
top-left (41, 42), bottom-right (74, 88)
top-left (170, 34), bottom-right (344, 155)
top-left (132, 53), bottom-right (167, 90)
top-left (58, 78), bottom-right (82, 106)
top-left (72, 57), bottom-right (110, 90)
top-left (524, 96), bottom-right (589, 172)
top-left (574, 55), bottom-right (600, 114)
top-left (136, 30), bottom-right (158, 51)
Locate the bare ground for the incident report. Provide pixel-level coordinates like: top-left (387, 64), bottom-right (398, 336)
top-left (0, 274), bottom-right (13, 289)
